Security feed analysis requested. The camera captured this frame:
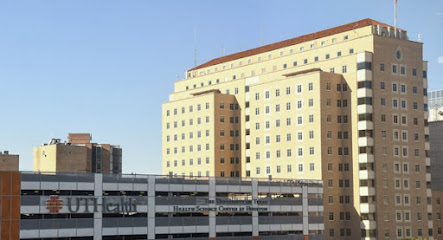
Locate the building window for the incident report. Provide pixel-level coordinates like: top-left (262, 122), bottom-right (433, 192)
top-left (329, 212), bottom-right (334, 221)
top-left (413, 86), bottom-right (417, 94)
top-left (297, 116), bottom-right (303, 125)
top-left (401, 66), bottom-right (405, 75)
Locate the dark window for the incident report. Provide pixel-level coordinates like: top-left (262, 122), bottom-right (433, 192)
top-left (358, 113), bottom-right (373, 121)
top-left (357, 62), bottom-right (372, 70)
top-left (358, 97), bottom-right (373, 105)
top-left (358, 81), bottom-right (372, 89)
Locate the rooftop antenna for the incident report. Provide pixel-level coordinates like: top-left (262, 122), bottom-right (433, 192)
top-left (194, 28), bottom-right (197, 67)
top-left (394, 0), bottom-right (398, 38)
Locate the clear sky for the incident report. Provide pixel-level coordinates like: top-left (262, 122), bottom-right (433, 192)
top-left (1, 0), bottom-right (442, 174)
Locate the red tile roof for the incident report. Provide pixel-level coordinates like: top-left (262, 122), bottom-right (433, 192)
top-left (189, 18), bottom-right (399, 71)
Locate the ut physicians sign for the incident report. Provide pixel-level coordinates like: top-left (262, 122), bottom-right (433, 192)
top-left (46, 195), bottom-right (137, 214)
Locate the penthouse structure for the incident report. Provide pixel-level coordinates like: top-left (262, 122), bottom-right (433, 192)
top-left (162, 19), bottom-right (432, 239)
top-left (0, 150), bottom-right (19, 171)
top-left (0, 171), bottom-right (324, 239)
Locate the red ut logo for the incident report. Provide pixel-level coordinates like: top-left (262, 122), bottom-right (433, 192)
top-left (46, 195), bottom-right (63, 214)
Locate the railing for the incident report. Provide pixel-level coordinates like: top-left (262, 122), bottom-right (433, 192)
top-left (20, 219), bottom-right (93, 230)
top-left (21, 172), bottom-right (94, 183)
top-left (155, 216), bottom-right (209, 226)
top-left (102, 218), bottom-right (147, 228)
top-left (20, 172), bottom-right (323, 189)
top-left (216, 216), bottom-right (252, 225)
top-left (259, 216), bottom-right (303, 224)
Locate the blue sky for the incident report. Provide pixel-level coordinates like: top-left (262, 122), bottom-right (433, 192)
top-left (0, 0), bottom-right (442, 174)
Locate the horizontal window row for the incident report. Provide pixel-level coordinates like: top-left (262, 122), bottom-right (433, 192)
top-left (327, 163), bottom-right (350, 172)
top-left (254, 100), bottom-right (316, 114)
top-left (165, 144), bottom-right (213, 154)
top-left (254, 83), bottom-right (314, 100)
top-left (327, 195), bottom-right (351, 204)
top-left (255, 132), bottom-right (314, 144)
top-left (254, 163), bottom-right (316, 175)
top-left (187, 37), bottom-right (351, 78)
top-left (167, 171), bottom-right (213, 178)
top-left (327, 211), bottom-right (352, 221)
top-left (166, 130), bottom-right (212, 141)
top-left (166, 157), bottom-right (211, 167)
top-left (255, 147), bottom-right (315, 160)
top-left (166, 103), bottom-right (210, 116)
top-left (254, 116), bottom-right (313, 129)
top-left (329, 228), bottom-right (352, 237)
top-left (326, 179), bottom-right (350, 188)
top-left (165, 116), bottom-right (240, 129)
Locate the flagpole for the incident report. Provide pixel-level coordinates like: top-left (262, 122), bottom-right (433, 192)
top-left (394, 0), bottom-right (397, 38)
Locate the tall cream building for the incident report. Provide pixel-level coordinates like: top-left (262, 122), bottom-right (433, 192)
top-left (162, 19), bottom-right (432, 239)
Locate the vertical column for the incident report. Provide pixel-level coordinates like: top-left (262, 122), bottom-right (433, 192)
top-left (423, 61), bottom-right (434, 240)
top-left (209, 177), bottom-right (216, 240)
top-left (302, 185), bottom-right (309, 240)
top-left (147, 176), bottom-right (156, 240)
top-left (1, 171), bottom-right (21, 240)
top-left (93, 173), bottom-right (103, 240)
top-left (252, 178), bottom-right (259, 240)
top-left (356, 52), bottom-right (376, 238)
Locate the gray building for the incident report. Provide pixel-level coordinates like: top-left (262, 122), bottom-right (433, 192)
top-left (430, 121), bottom-right (443, 186)
top-left (7, 172), bottom-right (325, 239)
